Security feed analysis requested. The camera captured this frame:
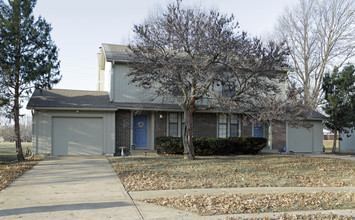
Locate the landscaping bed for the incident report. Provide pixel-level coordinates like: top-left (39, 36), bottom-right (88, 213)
top-left (110, 155), bottom-right (355, 191)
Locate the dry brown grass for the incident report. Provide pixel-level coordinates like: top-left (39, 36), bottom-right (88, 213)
top-left (227, 213), bottom-right (354, 220)
top-left (110, 155), bottom-right (355, 191)
top-left (143, 191), bottom-right (355, 215)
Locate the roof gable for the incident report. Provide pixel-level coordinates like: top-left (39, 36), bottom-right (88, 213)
top-left (102, 44), bottom-right (134, 62)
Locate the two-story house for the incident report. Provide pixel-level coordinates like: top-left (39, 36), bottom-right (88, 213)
top-left (27, 43), bottom-right (325, 156)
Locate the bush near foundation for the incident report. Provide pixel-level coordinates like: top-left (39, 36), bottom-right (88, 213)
top-left (155, 136), bottom-right (267, 155)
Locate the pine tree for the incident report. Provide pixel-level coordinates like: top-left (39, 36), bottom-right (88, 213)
top-left (0, 0), bottom-right (61, 160)
top-left (322, 64), bottom-right (355, 153)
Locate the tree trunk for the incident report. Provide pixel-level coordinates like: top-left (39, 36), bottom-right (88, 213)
top-left (332, 129), bottom-right (337, 154)
top-left (14, 72), bottom-right (24, 161)
top-left (183, 98), bottom-right (195, 160)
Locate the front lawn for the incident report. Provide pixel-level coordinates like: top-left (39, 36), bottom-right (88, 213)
top-left (0, 142), bottom-right (32, 161)
top-left (143, 191), bottom-right (355, 215)
top-left (110, 155), bottom-right (355, 191)
top-left (0, 142), bottom-right (43, 191)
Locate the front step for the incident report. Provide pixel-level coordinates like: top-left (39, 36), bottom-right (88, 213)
top-left (260, 148), bottom-right (279, 154)
top-left (130, 150), bottom-right (158, 156)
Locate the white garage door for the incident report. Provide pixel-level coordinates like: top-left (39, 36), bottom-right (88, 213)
top-left (52, 117), bottom-right (104, 155)
top-left (288, 126), bottom-right (313, 153)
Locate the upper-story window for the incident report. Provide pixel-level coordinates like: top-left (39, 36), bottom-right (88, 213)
top-left (218, 114), bottom-right (240, 138)
top-left (222, 83), bottom-right (236, 98)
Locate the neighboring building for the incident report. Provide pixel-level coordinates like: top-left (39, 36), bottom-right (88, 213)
top-left (27, 44), bottom-right (325, 156)
top-left (340, 131), bottom-right (355, 153)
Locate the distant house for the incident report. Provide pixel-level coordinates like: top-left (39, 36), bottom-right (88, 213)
top-left (27, 44), bottom-right (325, 156)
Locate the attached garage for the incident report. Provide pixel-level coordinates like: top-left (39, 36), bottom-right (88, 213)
top-left (27, 89), bottom-right (116, 156)
top-left (52, 117), bottom-right (104, 155)
top-left (287, 119), bottom-right (324, 153)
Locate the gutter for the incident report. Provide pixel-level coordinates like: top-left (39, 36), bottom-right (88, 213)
top-left (26, 107), bottom-right (118, 111)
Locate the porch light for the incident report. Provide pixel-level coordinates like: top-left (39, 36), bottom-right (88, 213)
top-left (159, 113), bottom-right (163, 119)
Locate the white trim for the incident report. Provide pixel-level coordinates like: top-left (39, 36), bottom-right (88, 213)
top-left (151, 112), bottom-right (155, 150)
top-left (286, 122), bottom-right (289, 152)
top-left (110, 61), bottom-right (115, 102)
top-left (217, 113), bottom-right (240, 138)
top-left (28, 107), bottom-right (117, 111)
top-left (130, 111), bottom-right (134, 149)
top-left (167, 112), bottom-right (184, 137)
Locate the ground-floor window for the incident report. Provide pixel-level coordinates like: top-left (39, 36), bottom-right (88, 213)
top-left (230, 114), bottom-right (239, 137)
top-left (218, 114), bottom-right (240, 138)
top-left (168, 113), bottom-right (184, 137)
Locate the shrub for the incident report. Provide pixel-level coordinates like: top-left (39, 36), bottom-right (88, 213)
top-left (155, 137), bottom-right (183, 154)
top-left (243, 137), bottom-right (267, 154)
top-left (156, 136), bottom-right (267, 155)
top-left (194, 137), bottom-right (229, 155)
top-left (227, 137), bottom-right (267, 154)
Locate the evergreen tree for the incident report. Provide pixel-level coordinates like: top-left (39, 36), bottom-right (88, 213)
top-left (322, 64), bottom-right (355, 153)
top-left (0, 0), bottom-right (61, 160)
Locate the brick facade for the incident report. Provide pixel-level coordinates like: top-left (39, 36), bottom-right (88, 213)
top-left (115, 110), bottom-right (131, 152)
top-left (241, 119), bottom-right (253, 137)
top-left (154, 112), bottom-right (167, 138)
top-left (114, 110), bottom-right (286, 152)
top-left (272, 122), bottom-right (286, 150)
top-left (193, 113), bottom-right (217, 137)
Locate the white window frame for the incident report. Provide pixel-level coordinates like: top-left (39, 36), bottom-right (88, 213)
top-left (217, 114), bottom-right (241, 138)
top-left (167, 113), bottom-right (184, 137)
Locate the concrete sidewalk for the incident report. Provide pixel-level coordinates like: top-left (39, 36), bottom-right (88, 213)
top-left (306, 153), bottom-right (355, 161)
top-left (0, 156), bottom-right (142, 219)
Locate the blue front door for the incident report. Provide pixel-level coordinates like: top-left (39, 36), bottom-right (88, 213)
top-left (254, 124), bottom-right (263, 137)
top-left (133, 114), bottom-right (148, 148)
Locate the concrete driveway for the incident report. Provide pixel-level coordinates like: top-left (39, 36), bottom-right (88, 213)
top-left (0, 156), bottom-right (142, 219)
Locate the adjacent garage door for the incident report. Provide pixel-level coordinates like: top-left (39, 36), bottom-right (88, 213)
top-left (52, 117), bottom-right (104, 155)
top-left (288, 126), bottom-right (313, 153)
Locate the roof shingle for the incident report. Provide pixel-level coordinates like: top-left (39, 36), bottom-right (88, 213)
top-left (27, 89), bottom-right (117, 110)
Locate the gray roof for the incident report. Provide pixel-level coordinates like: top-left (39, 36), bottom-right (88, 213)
top-left (102, 44), bottom-right (134, 62)
top-left (310, 110), bottom-right (327, 120)
top-left (27, 88), bottom-right (326, 121)
top-left (27, 89), bottom-right (117, 110)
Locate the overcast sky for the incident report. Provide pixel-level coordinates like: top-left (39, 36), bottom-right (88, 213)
top-left (31, 0), bottom-right (300, 91)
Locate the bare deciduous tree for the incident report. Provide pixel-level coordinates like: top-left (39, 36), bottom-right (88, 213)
top-left (128, 0), bottom-right (306, 160)
top-left (275, 0), bottom-right (355, 109)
